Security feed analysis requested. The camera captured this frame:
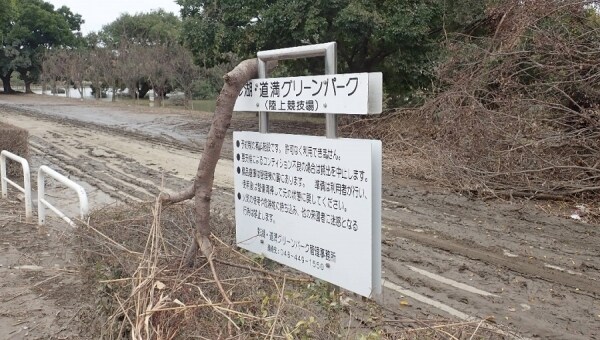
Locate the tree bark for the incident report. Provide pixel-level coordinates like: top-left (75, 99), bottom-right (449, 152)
top-left (161, 58), bottom-right (276, 264)
top-left (77, 83), bottom-right (84, 99)
top-left (1, 72), bottom-right (14, 93)
top-left (184, 89), bottom-right (192, 110)
top-left (154, 89), bottom-right (163, 107)
top-left (112, 81), bottom-right (117, 102)
top-left (138, 81), bottom-right (151, 99)
top-left (25, 81), bottom-right (33, 94)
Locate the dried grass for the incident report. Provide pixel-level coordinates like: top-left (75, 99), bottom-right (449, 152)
top-left (0, 121), bottom-right (29, 177)
top-left (74, 200), bottom-right (511, 339)
top-left (343, 0), bottom-right (600, 203)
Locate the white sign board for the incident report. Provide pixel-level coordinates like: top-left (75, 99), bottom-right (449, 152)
top-left (233, 73), bottom-right (383, 115)
top-left (234, 132), bottom-right (382, 297)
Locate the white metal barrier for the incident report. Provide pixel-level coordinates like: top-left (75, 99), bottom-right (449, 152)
top-left (1, 150), bottom-right (33, 222)
top-left (38, 165), bottom-right (88, 228)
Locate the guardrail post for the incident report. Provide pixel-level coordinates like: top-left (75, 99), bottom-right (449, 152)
top-left (1, 150), bottom-right (33, 222)
top-left (37, 168), bottom-right (46, 225)
top-left (1, 153), bottom-right (6, 199)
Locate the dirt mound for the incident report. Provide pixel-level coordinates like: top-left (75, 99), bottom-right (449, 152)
top-left (0, 121), bottom-right (29, 177)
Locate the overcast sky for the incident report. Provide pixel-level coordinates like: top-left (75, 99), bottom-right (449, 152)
top-left (45, 0), bottom-right (181, 35)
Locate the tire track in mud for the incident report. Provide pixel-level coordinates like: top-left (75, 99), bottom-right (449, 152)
top-left (379, 193), bottom-right (599, 338)
top-left (1, 103), bottom-right (237, 227)
top-left (384, 219), bottom-right (600, 296)
top-left (0, 103), bottom-right (231, 157)
top-left (29, 140), bottom-right (150, 203)
top-left (28, 135), bottom-right (198, 205)
top-left (380, 248), bottom-right (593, 339)
top-left (380, 186), bottom-right (600, 281)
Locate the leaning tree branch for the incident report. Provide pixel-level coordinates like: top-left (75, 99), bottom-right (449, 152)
top-left (159, 185), bottom-right (195, 204)
top-left (160, 58), bottom-right (277, 265)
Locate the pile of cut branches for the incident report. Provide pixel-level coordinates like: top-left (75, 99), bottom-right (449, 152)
top-left (346, 0), bottom-right (600, 200)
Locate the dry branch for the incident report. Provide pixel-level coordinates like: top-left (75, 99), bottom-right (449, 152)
top-left (344, 0), bottom-right (600, 201)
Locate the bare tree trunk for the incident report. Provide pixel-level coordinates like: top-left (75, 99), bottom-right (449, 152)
top-left (160, 58), bottom-right (275, 264)
top-left (182, 88), bottom-right (190, 109)
top-left (155, 89), bottom-right (162, 107)
top-left (1, 72), bottom-right (14, 93)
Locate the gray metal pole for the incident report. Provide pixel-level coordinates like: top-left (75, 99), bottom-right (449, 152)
top-left (256, 42), bottom-right (338, 137)
top-left (324, 43), bottom-right (338, 139)
top-left (258, 59), bottom-right (269, 133)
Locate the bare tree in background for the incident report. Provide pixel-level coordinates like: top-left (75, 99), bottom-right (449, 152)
top-left (170, 45), bottom-right (200, 109)
top-left (67, 50), bottom-right (89, 100)
top-left (144, 45), bottom-right (174, 107)
top-left (87, 48), bottom-right (114, 100)
top-left (41, 50), bottom-right (70, 97)
top-left (105, 49), bottom-right (121, 102)
top-left (117, 43), bottom-right (146, 102)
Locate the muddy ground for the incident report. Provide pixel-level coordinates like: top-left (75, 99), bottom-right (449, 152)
top-left (0, 94), bottom-right (598, 339)
top-left (0, 199), bottom-right (83, 340)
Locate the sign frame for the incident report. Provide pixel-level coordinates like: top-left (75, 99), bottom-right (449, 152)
top-left (233, 41), bottom-right (382, 298)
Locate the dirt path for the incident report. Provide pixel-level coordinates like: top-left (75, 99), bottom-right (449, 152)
top-left (0, 94), bottom-right (598, 338)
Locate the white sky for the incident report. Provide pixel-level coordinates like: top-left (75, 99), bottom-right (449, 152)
top-left (45, 0), bottom-right (181, 35)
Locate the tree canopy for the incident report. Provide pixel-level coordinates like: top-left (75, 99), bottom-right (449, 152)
top-left (99, 9), bottom-right (181, 47)
top-left (93, 10), bottom-right (183, 100)
top-left (0, 0), bottom-right (82, 93)
top-left (178, 0), bottom-right (460, 99)
top-left (0, 0), bottom-right (16, 42)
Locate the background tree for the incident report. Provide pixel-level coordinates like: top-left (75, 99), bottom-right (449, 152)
top-left (116, 42), bottom-right (149, 101)
top-left (103, 48), bottom-right (122, 102)
top-left (40, 50), bottom-right (68, 95)
top-left (0, 0), bottom-right (82, 93)
top-left (0, 0), bottom-right (17, 92)
top-left (99, 10), bottom-right (181, 99)
top-left (0, 0), bottom-right (16, 40)
top-left (140, 44), bottom-right (174, 106)
top-left (178, 0), bottom-right (453, 101)
top-left (191, 54), bottom-right (240, 100)
top-left (100, 9), bottom-right (181, 47)
top-left (86, 47), bottom-right (113, 99)
top-left (67, 49), bottom-right (90, 99)
top-left (170, 45), bottom-right (201, 108)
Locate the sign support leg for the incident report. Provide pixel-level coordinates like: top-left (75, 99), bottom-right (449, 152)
top-left (325, 42), bottom-right (338, 139)
top-left (258, 59), bottom-right (269, 134)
